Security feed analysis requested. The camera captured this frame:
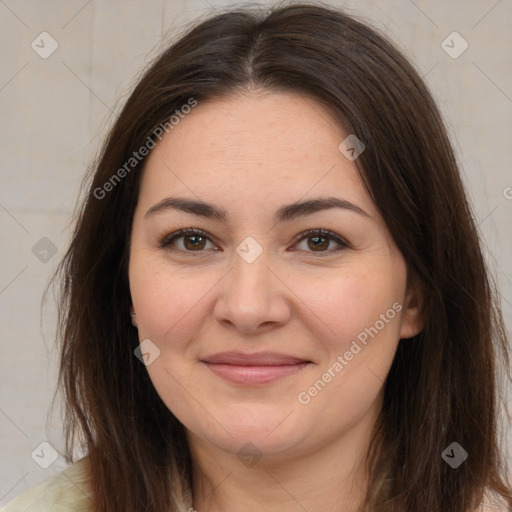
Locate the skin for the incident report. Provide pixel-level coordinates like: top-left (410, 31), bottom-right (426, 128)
top-left (128, 89), bottom-right (423, 512)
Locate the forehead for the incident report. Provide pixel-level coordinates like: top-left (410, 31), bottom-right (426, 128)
top-left (153, 90), bottom-right (342, 162)
top-left (137, 90), bottom-right (376, 220)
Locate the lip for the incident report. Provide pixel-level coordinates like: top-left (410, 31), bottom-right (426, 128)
top-left (200, 351), bottom-right (312, 385)
top-left (201, 351), bottom-right (309, 366)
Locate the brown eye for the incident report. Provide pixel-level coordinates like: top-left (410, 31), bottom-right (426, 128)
top-left (294, 229), bottom-right (349, 255)
top-left (159, 227), bottom-right (348, 256)
top-left (160, 228), bottom-right (216, 253)
top-left (306, 235), bottom-right (330, 251)
top-left (182, 234), bottom-right (207, 250)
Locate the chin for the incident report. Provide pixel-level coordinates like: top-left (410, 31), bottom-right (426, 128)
top-left (190, 414), bottom-right (309, 459)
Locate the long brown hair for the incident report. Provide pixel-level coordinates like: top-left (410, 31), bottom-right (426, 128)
top-left (48, 2), bottom-right (512, 511)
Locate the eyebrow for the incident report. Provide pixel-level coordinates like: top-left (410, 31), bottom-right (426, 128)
top-left (144, 196), bottom-right (370, 223)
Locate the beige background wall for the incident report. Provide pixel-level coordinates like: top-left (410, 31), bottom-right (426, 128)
top-left (1, 0), bottom-right (511, 504)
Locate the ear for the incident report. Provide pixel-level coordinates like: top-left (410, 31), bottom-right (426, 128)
top-left (130, 305), bottom-right (138, 328)
top-left (399, 273), bottom-right (424, 340)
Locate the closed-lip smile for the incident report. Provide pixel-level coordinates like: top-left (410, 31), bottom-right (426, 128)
top-left (200, 351), bottom-right (312, 385)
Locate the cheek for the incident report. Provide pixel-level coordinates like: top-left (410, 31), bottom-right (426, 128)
top-left (129, 258), bottom-right (215, 344)
top-left (294, 266), bottom-right (403, 349)
top-left (295, 273), bottom-right (402, 430)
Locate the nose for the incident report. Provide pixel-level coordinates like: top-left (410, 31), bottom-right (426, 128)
top-left (213, 251), bottom-right (291, 335)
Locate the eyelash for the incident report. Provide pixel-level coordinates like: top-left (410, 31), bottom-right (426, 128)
top-left (158, 227), bottom-right (350, 257)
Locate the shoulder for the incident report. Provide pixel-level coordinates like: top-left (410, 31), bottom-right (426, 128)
top-left (0, 457), bottom-right (92, 512)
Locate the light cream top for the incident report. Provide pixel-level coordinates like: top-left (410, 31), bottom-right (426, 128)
top-left (1, 456), bottom-right (510, 511)
top-left (1, 458), bottom-right (93, 512)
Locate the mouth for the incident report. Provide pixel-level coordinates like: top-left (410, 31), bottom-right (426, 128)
top-left (200, 351), bottom-right (312, 385)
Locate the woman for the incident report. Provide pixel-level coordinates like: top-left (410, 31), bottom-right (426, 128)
top-left (3, 3), bottom-right (511, 511)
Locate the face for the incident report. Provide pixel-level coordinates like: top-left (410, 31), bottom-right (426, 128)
top-left (128, 90), bottom-right (422, 462)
